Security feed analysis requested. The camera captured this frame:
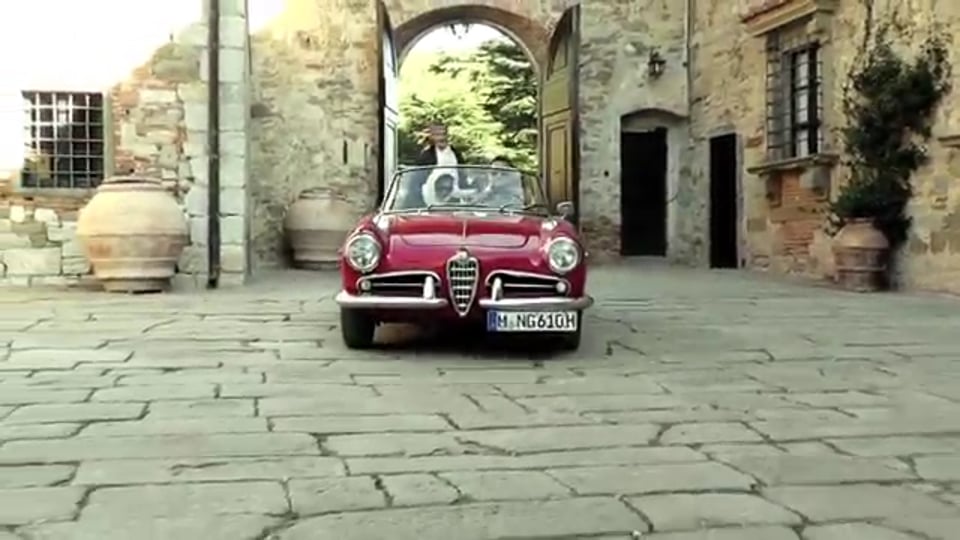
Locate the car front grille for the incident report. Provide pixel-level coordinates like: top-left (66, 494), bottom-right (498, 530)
top-left (487, 271), bottom-right (566, 298)
top-left (359, 272), bottom-right (436, 297)
top-left (446, 251), bottom-right (479, 316)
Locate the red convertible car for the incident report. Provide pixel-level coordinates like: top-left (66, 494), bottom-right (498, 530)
top-left (334, 164), bottom-right (592, 350)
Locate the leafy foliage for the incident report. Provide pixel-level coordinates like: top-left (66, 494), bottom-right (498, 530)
top-left (430, 40), bottom-right (538, 169)
top-left (397, 35), bottom-right (538, 170)
top-left (397, 93), bottom-right (504, 164)
top-left (829, 24), bottom-right (951, 247)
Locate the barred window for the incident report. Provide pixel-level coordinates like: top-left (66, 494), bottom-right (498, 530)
top-left (765, 30), bottom-right (823, 161)
top-left (21, 90), bottom-right (105, 189)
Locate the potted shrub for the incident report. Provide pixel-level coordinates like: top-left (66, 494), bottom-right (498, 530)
top-left (829, 24), bottom-right (951, 291)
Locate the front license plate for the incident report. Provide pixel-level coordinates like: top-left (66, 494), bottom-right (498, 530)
top-left (486, 311), bottom-right (578, 333)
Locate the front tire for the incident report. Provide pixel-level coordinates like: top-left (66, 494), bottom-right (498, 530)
top-left (558, 311), bottom-right (583, 351)
top-left (340, 309), bottom-right (375, 349)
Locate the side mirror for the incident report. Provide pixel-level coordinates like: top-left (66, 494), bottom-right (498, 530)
top-left (556, 201), bottom-right (575, 219)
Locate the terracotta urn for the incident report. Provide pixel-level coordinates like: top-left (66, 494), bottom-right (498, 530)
top-left (284, 188), bottom-right (355, 269)
top-left (76, 176), bottom-right (188, 293)
top-left (832, 218), bottom-right (890, 292)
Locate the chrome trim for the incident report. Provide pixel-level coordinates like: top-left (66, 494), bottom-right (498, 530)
top-left (544, 235), bottom-right (581, 275)
top-left (484, 270), bottom-right (569, 291)
top-left (355, 270), bottom-right (441, 291)
top-left (335, 291), bottom-right (448, 309)
top-left (339, 271), bottom-right (447, 309)
top-left (446, 250), bottom-right (479, 317)
top-left (491, 277), bottom-right (503, 301)
top-left (479, 295), bottom-right (594, 311)
top-left (344, 232), bottom-right (382, 273)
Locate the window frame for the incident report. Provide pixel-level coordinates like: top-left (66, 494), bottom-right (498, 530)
top-left (16, 89), bottom-right (112, 197)
top-left (765, 28), bottom-right (824, 162)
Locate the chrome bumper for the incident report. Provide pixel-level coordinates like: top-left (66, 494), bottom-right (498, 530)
top-left (478, 295), bottom-right (593, 311)
top-left (335, 271), bottom-right (593, 311)
top-left (335, 291), bottom-right (449, 309)
top-left (335, 291), bottom-right (592, 311)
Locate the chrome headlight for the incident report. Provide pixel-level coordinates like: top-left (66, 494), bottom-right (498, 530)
top-left (546, 236), bottom-right (581, 274)
top-left (345, 233), bottom-right (381, 273)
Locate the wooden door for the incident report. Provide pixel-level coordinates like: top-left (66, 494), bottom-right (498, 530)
top-left (540, 6), bottom-right (580, 222)
top-left (377, 0), bottom-right (399, 206)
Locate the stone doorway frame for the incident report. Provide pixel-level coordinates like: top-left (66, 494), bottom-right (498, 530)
top-left (393, 6), bottom-right (547, 74)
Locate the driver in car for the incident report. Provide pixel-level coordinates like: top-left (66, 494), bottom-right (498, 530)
top-left (476, 156), bottom-right (523, 207)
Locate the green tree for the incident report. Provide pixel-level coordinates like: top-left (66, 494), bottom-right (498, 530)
top-left (430, 38), bottom-right (538, 170)
top-left (397, 93), bottom-right (505, 166)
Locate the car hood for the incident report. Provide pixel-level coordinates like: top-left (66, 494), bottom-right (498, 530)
top-left (384, 213), bottom-right (549, 250)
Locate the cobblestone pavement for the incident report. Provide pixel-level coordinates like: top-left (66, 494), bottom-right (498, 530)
top-left (1, 263), bottom-right (960, 539)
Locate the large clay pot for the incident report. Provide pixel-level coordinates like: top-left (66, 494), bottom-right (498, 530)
top-left (832, 218), bottom-right (889, 292)
top-left (76, 176), bottom-right (188, 293)
top-left (284, 188), bottom-right (355, 269)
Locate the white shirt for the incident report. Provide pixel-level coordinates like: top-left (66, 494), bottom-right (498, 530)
top-left (435, 145), bottom-right (458, 166)
top-left (424, 146), bottom-right (461, 205)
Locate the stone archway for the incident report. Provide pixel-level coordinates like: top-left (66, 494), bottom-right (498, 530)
top-left (394, 5), bottom-right (548, 72)
top-left (378, 1), bottom-right (582, 216)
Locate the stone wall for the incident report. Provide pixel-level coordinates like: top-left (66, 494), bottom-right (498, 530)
top-left (0, 0), bottom-right (251, 288)
top-left (577, 0), bottom-right (691, 260)
top-left (247, 0), bottom-right (691, 265)
top-left (691, 0), bottom-right (960, 292)
top-left (248, 0), bottom-right (380, 265)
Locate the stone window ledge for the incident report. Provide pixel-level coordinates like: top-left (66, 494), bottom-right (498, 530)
top-left (747, 153), bottom-right (838, 176)
top-left (741, 0), bottom-right (838, 36)
top-left (10, 188), bottom-right (97, 200)
top-left (748, 153), bottom-right (838, 201)
top-left (1, 172), bottom-right (97, 202)
top-left (939, 134), bottom-right (960, 148)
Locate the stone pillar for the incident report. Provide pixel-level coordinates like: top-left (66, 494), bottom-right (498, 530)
top-left (216, 0), bottom-right (253, 286)
top-left (179, 0), bottom-right (252, 288)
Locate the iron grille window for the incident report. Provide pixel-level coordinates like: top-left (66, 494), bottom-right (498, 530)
top-left (765, 32), bottom-right (823, 161)
top-left (21, 90), bottom-right (105, 189)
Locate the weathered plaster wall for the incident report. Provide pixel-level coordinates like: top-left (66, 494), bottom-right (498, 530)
top-left (248, 0), bottom-right (691, 265)
top-left (0, 0), bottom-right (202, 286)
top-left (0, 0), bottom-right (251, 288)
top-left (578, 0), bottom-right (690, 260)
top-left (691, 0), bottom-right (960, 292)
top-left (248, 0), bottom-right (379, 265)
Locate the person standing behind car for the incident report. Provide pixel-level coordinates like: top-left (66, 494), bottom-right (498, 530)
top-left (417, 122), bottom-right (470, 201)
top-left (416, 122), bottom-right (466, 168)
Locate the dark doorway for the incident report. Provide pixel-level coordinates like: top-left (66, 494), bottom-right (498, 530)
top-left (709, 134), bottom-right (739, 268)
top-left (620, 127), bottom-right (667, 256)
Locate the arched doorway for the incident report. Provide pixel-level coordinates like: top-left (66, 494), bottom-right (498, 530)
top-left (376, 1), bottom-right (581, 221)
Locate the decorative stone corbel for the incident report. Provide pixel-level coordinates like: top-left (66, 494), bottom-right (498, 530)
top-left (938, 134), bottom-right (960, 148)
top-left (741, 0), bottom-right (838, 36)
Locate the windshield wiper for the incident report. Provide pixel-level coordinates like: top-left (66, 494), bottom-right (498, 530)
top-left (498, 203), bottom-right (548, 214)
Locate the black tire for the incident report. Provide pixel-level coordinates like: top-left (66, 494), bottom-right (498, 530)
top-left (558, 311), bottom-right (583, 351)
top-left (340, 309), bottom-right (375, 349)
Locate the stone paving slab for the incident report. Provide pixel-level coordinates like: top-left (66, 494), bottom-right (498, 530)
top-left (0, 265), bottom-right (959, 537)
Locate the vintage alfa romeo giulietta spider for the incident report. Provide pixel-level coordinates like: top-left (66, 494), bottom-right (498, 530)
top-left (335, 164), bottom-right (592, 350)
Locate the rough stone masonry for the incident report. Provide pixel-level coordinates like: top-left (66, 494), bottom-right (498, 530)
top-left (0, 265), bottom-right (959, 537)
top-left (2, 0), bottom-right (960, 293)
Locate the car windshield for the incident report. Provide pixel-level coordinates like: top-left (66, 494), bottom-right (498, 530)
top-left (383, 165), bottom-right (549, 214)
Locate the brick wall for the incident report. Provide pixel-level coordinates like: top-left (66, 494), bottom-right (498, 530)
top-left (0, 0), bottom-right (252, 288)
top-left (692, 0), bottom-right (960, 290)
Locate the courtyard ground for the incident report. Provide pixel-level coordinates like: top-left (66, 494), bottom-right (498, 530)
top-left (0, 262), bottom-right (959, 539)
